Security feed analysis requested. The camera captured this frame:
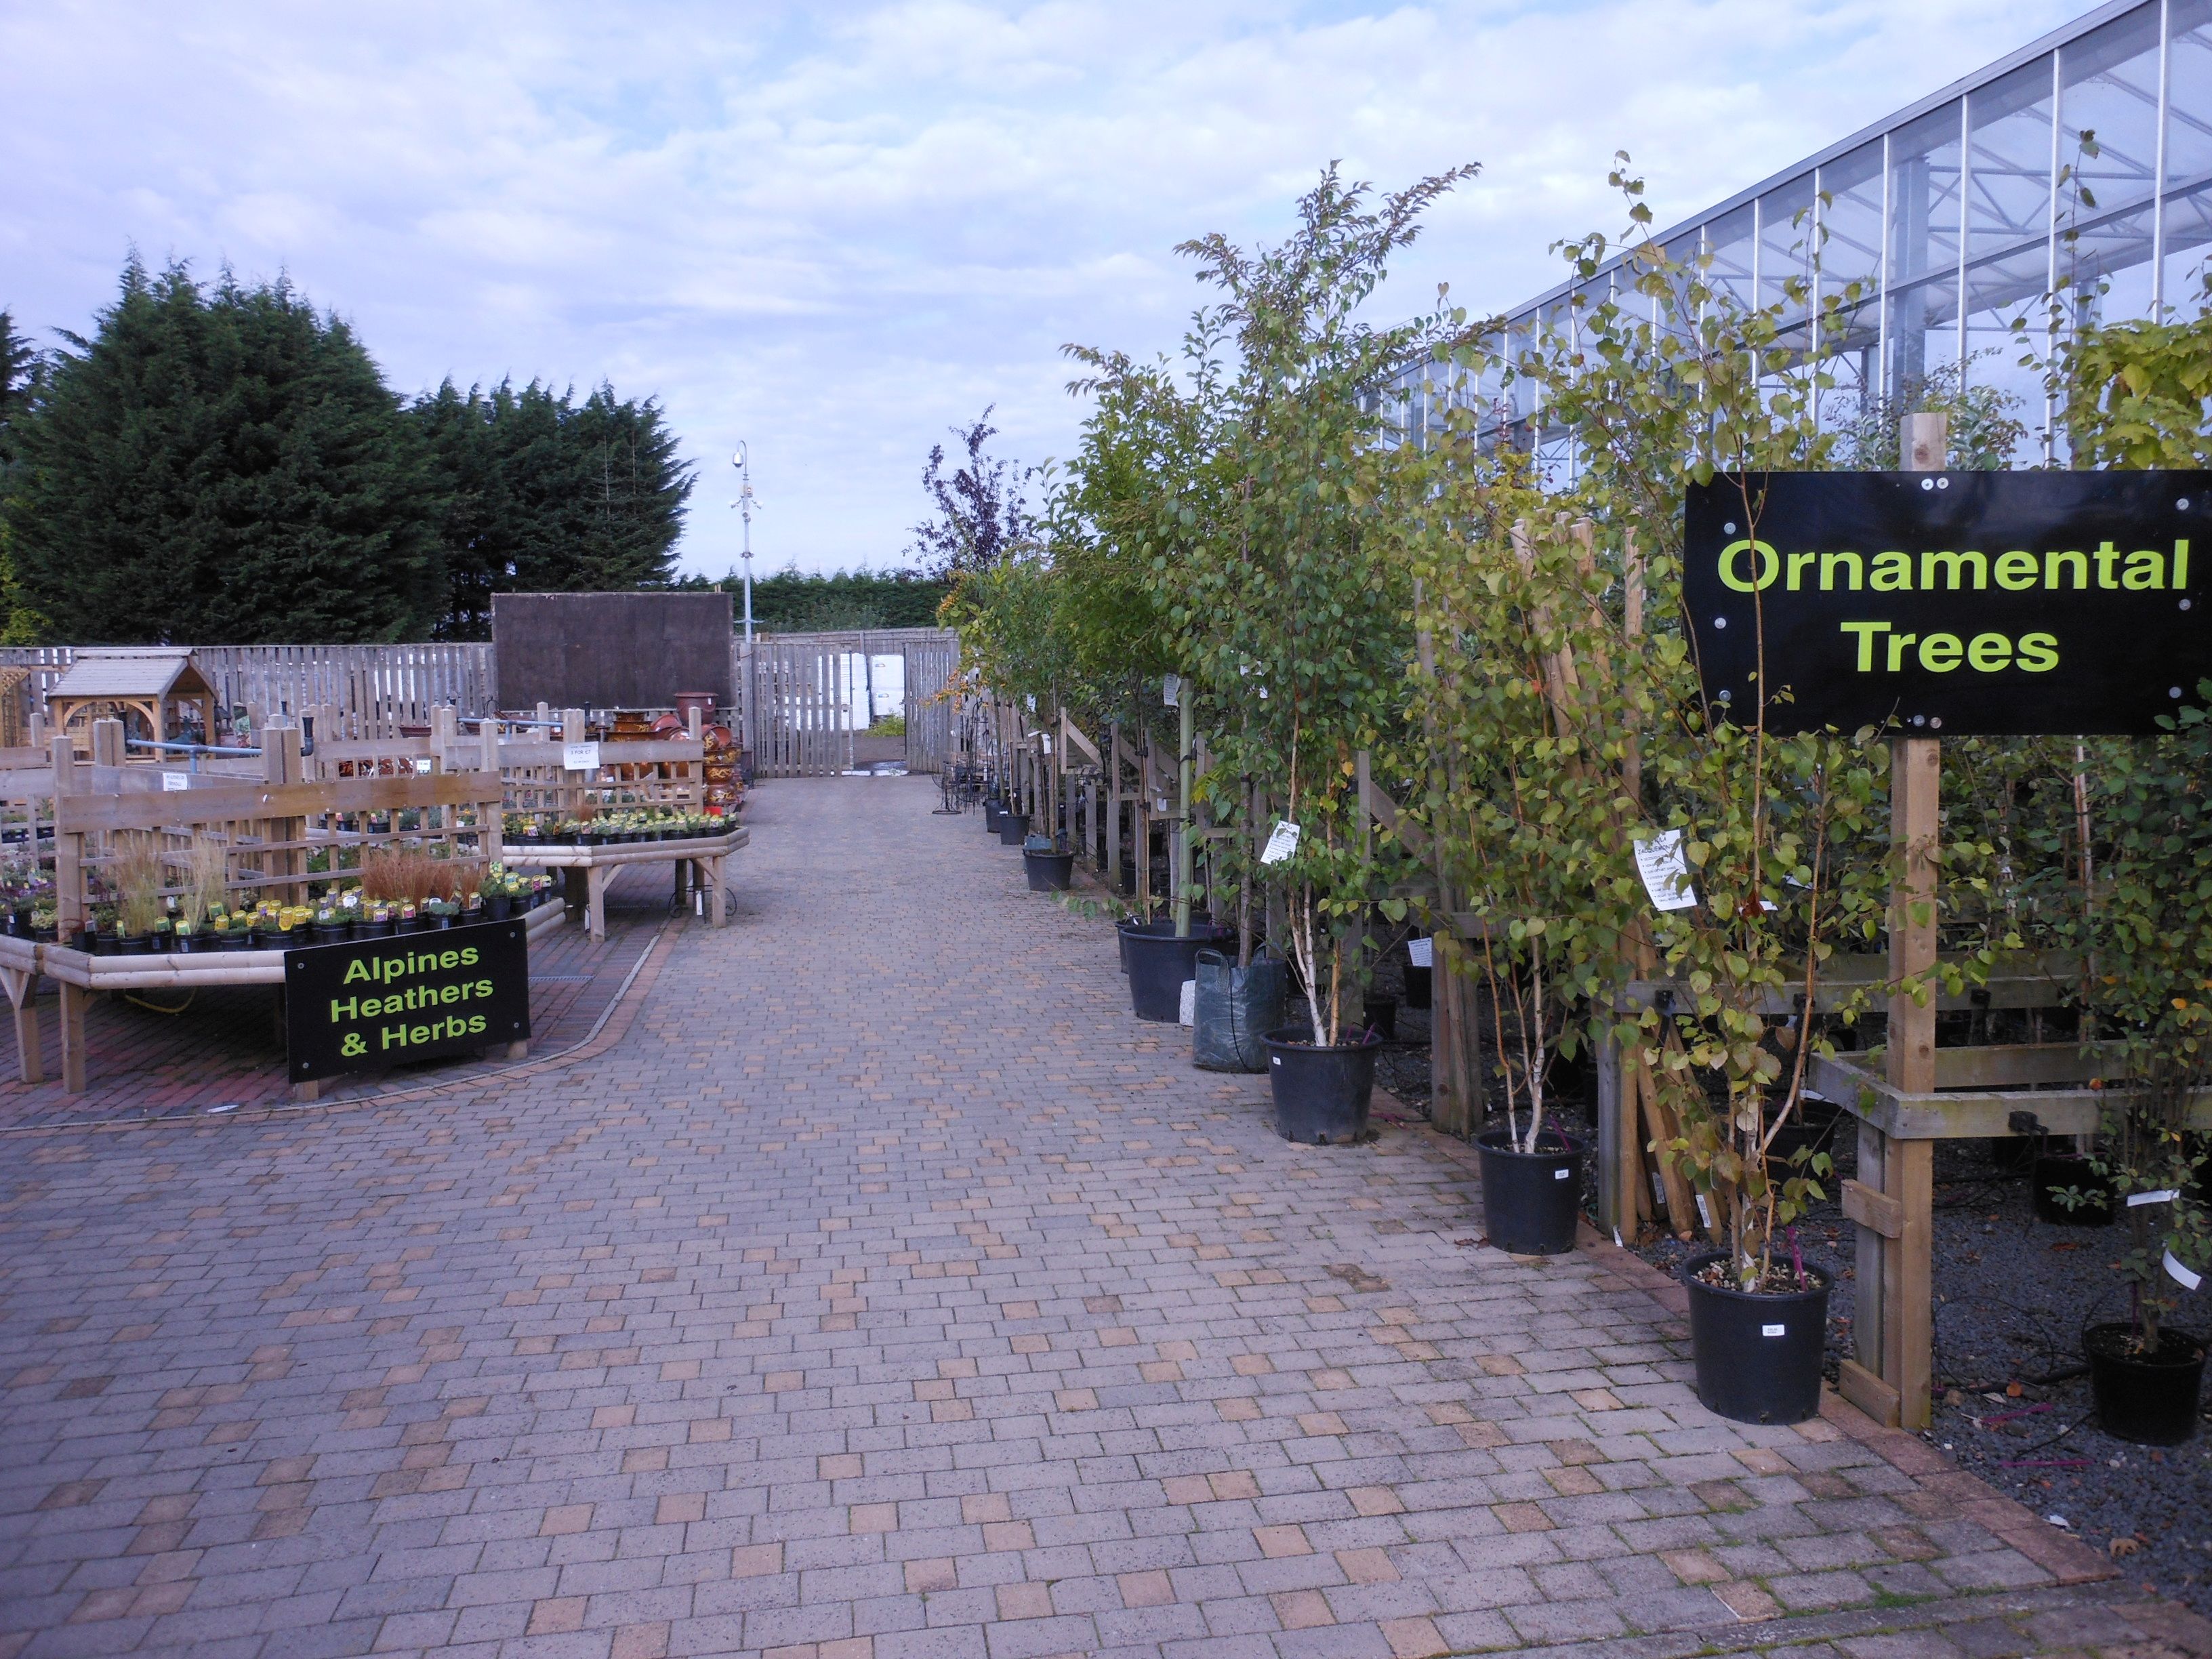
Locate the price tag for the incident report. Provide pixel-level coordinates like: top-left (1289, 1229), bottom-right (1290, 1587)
top-left (1406, 937), bottom-right (1433, 968)
top-left (413, 757), bottom-right (434, 775)
top-left (1761, 1323), bottom-right (1786, 1337)
top-left (1260, 821), bottom-right (1302, 865)
top-left (1162, 674), bottom-right (1181, 708)
top-left (2127, 1189), bottom-right (2179, 1207)
top-left (563, 742), bottom-right (602, 773)
top-left (161, 771), bottom-right (190, 792)
top-left (2165, 1250), bottom-right (2203, 1292)
top-left (1635, 828), bottom-right (1698, 912)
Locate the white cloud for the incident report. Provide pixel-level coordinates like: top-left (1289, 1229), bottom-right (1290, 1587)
top-left (0, 0), bottom-right (2093, 577)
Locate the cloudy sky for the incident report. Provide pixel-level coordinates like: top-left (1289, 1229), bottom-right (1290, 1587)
top-left (3, 0), bottom-right (2090, 578)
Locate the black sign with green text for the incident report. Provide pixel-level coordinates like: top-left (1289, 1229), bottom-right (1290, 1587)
top-left (1683, 470), bottom-right (2212, 735)
top-left (285, 920), bottom-right (530, 1084)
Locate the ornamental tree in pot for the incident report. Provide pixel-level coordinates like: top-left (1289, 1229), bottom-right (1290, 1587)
top-left (1140, 166), bottom-right (1471, 1139)
top-left (1496, 162), bottom-right (1931, 1418)
top-left (2061, 693), bottom-right (2212, 1443)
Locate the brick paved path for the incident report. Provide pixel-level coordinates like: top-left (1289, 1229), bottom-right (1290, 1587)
top-left (0, 777), bottom-right (2205, 1659)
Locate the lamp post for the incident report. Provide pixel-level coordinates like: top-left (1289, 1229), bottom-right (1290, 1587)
top-left (731, 443), bottom-right (756, 644)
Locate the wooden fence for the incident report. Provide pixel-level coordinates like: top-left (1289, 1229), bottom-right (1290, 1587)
top-left (741, 628), bottom-right (960, 777)
top-left (0, 644), bottom-right (495, 733)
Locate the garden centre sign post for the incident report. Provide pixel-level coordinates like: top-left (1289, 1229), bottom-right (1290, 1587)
top-left (1681, 426), bottom-right (2211, 1429)
top-left (285, 920), bottom-right (531, 1088)
top-left (1683, 465), bottom-right (2212, 735)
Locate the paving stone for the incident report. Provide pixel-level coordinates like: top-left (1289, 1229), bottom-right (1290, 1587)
top-left (0, 779), bottom-right (2179, 1659)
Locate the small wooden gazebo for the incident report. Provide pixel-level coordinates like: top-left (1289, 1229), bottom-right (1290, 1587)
top-left (47, 651), bottom-right (219, 756)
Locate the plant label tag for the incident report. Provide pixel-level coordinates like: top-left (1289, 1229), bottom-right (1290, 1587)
top-left (1761, 1323), bottom-right (1786, 1337)
top-left (1407, 937), bottom-right (1433, 967)
top-left (1694, 1191), bottom-right (1713, 1228)
top-left (1635, 829), bottom-right (1698, 912)
top-left (1162, 673), bottom-right (1181, 708)
top-left (1261, 821), bottom-right (1301, 865)
top-left (1554, 1168), bottom-right (1570, 1180)
top-left (2165, 1250), bottom-right (2203, 1292)
top-left (1025, 695), bottom-right (1036, 712)
top-left (562, 743), bottom-right (601, 773)
top-left (2127, 1189), bottom-right (2179, 1207)
top-left (1179, 979), bottom-right (1195, 1026)
top-left (161, 771), bottom-right (190, 792)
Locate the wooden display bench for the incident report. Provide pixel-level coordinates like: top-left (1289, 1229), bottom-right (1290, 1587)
top-left (7, 898), bottom-right (565, 1097)
top-left (508, 827), bottom-right (749, 942)
top-left (12, 716), bottom-right (541, 1099)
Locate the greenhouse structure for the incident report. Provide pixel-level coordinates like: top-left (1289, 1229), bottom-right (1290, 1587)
top-left (1406, 0), bottom-right (2212, 466)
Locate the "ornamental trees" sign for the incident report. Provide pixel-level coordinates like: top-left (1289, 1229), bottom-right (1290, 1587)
top-left (1683, 471), bottom-right (2212, 735)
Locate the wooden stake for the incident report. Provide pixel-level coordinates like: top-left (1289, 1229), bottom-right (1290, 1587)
top-left (1844, 409), bottom-right (1945, 1433)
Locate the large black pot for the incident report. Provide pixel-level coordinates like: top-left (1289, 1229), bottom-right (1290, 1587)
top-left (1683, 1250), bottom-right (1832, 1425)
top-left (1118, 916), bottom-right (1174, 975)
top-left (997, 812), bottom-right (1030, 846)
top-left (1024, 849), bottom-right (1075, 891)
top-left (1262, 1027), bottom-right (1380, 1145)
top-left (2086, 1323), bottom-right (2206, 1445)
top-left (1475, 1129), bottom-right (1584, 1254)
top-left (2034, 1153), bottom-right (2112, 1225)
top-left (983, 800), bottom-right (1004, 833)
top-left (1120, 923), bottom-right (1233, 1021)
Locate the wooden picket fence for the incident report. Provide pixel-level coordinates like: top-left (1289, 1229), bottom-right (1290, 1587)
top-left (0, 644), bottom-right (495, 734)
top-left (741, 628), bottom-right (959, 777)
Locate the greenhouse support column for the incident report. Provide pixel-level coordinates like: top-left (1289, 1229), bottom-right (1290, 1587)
top-left (1173, 679), bottom-right (1193, 939)
top-left (1847, 411), bottom-right (1944, 1433)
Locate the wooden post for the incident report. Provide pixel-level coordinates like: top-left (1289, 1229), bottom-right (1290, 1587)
top-left (1107, 723), bottom-right (1123, 888)
top-left (91, 717), bottom-right (125, 769)
top-left (1173, 677), bottom-right (1193, 939)
top-left (1841, 410), bottom-right (1945, 1432)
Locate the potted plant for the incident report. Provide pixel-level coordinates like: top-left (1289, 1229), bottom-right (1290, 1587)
top-left (111, 832), bottom-right (167, 954)
top-left (1023, 832), bottom-right (1076, 893)
top-left (28, 903), bottom-right (57, 943)
top-left (2059, 702), bottom-right (2212, 1443)
top-left (480, 863), bottom-right (514, 921)
top-left (425, 897), bottom-right (459, 928)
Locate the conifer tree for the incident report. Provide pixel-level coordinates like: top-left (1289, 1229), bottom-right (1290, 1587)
top-left (9, 261), bottom-right (443, 643)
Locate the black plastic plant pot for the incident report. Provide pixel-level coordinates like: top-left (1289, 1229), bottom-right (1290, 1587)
top-left (997, 813), bottom-right (1029, 846)
top-left (983, 800), bottom-right (1004, 832)
top-left (486, 895), bottom-right (514, 922)
top-left (1475, 1130), bottom-right (1584, 1255)
top-left (1361, 996), bottom-right (1398, 1041)
top-left (1682, 1250), bottom-right (1832, 1425)
top-left (1121, 924), bottom-right (1233, 1021)
top-left (1403, 964), bottom-right (1433, 1010)
top-left (1024, 850), bottom-right (1075, 892)
top-left (1987, 1134), bottom-right (2039, 1176)
top-left (1263, 1027), bottom-right (1380, 1145)
top-left (2086, 1323), bottom-right (2207, 1445)
top-left (1118, 917), bottom-right (1160, 974)
top-left (2033, 1153), bottom-right (2113, 1225)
